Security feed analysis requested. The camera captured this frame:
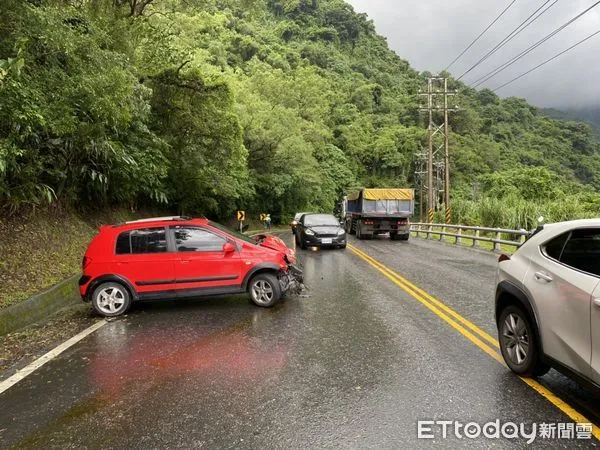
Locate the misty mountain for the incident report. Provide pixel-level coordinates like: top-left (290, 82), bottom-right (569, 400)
top-left (540, 107), bottom-right (600, 138)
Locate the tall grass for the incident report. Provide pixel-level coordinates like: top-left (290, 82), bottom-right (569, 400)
top-left (449, 194), bottom-right (600, 229)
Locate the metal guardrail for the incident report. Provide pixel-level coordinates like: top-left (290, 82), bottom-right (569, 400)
top-left (410, 222), bottom-right (529, 251)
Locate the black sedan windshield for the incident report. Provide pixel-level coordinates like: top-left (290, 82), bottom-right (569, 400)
top-left (304, 214), bottom-right (339, 227)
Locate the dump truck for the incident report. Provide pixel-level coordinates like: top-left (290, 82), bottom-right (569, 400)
top-left (343, 188), bottom-right (414, 241)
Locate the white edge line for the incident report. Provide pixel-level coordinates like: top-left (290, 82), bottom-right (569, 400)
top-left (0, 319), bottom-right (107, 394)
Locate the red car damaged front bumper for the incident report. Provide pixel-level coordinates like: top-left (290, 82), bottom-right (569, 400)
top-left (279, 263), bottom-right (304, 295)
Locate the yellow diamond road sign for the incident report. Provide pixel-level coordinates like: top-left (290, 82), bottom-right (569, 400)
top-left (237, 210), bottom-right (246, 221)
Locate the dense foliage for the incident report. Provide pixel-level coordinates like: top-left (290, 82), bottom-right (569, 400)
top-left (1, 0), bottom-right (599, 227)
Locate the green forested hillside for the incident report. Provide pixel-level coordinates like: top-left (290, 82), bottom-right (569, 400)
top-left (1, 0), bottom-right (599, 227)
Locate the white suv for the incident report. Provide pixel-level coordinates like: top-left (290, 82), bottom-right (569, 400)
top-left (495, 219), bottom-right (600, 390)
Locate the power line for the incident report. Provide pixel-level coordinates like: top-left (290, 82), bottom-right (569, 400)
top-left (445, 0), bottom-right (518, 71)
top-left (471, 0), bottom-right (600, 87)
top-left (493, 29), bottom-right (600, 91)
top-left (472, 0), bottom-right (600, 87)
top-left (457, 0), bottom-right (559, 81)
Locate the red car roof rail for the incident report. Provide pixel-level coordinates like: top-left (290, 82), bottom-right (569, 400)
top-left (112, 216), bottom-right (192, 227)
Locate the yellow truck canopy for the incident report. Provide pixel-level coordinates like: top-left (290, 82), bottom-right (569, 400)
top-left (348, 188), bottom-right (414, 201)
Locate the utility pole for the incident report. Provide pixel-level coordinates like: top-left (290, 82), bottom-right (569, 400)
top-left (418, 76), bottom-right (458, 223)
top-left (419, 182), bottom-right (424, 222)
top-left (414, 146), bottom-right (427, 222)
top-left (444, 77), bottom-right (451, 224)
top-left (427, 77), bottom-right (434, 224)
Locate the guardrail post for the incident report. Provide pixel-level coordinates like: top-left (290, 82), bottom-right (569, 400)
top-left (455, 227), bottom-right (461, 245)
top-left (473, 228), bottom-right (480, 248)
top-left (520, 234), bottom-right (527, 245)
top-left (439, 225), bottom-right (444, 241)
top-left (493, 231), bottom-right (501, 252)
top-left (427, 223), bottom-right (432, 240)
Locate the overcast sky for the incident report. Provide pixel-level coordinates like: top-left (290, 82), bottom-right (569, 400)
top-left (346, 0), bottom-right (600, 108)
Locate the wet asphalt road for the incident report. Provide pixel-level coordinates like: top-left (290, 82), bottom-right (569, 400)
top-left (1, 233), bottom-right (598, 449)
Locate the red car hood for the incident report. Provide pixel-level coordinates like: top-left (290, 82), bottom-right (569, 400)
top-left (255, 234), bottom-right (296, 263)
top-left (256, 234), bottom-right (287, 251)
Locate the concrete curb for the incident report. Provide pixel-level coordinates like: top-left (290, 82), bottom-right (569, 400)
top-left (0, 274), bottom-right (81, 336)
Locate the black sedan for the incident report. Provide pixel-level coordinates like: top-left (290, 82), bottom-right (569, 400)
top-left (295, 213), bottom-right (346, 250)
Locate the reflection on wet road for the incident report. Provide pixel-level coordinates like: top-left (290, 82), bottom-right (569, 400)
top-left (0, 233), bottom-right (598, 448)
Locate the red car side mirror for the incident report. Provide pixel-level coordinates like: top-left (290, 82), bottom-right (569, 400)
top-left (223, 242), bottom-right (236, 253)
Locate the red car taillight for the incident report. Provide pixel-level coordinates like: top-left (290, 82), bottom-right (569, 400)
top-left (363, 220), bottom-right (374, 225)
top-left (82, 256), bottom-right (92, 270)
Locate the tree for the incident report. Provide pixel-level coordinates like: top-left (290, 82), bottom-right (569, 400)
top-left (149, 68), bottom-right (249, 216)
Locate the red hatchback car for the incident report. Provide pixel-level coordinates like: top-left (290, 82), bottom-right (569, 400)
top-left (79, 216), bottom-right (302, 317)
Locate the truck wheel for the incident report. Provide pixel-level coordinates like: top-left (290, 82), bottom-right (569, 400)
top-left (356, 224), bottom-right (363, 240)
top-left (390, 232), bottom-right (399, 241)
top-left (348, 220), bottom-right (356, 235)
top-left (401, 234), bottom-right (410, 241)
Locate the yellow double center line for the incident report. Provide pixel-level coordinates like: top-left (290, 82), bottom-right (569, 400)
top-left (348, 243), bottom-right (600, 439)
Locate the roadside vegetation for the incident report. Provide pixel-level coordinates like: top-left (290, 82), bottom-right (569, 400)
top-left (1, 0), bottom-right (599, 227)
top-left (449, 181), bottom-right (600, 230)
